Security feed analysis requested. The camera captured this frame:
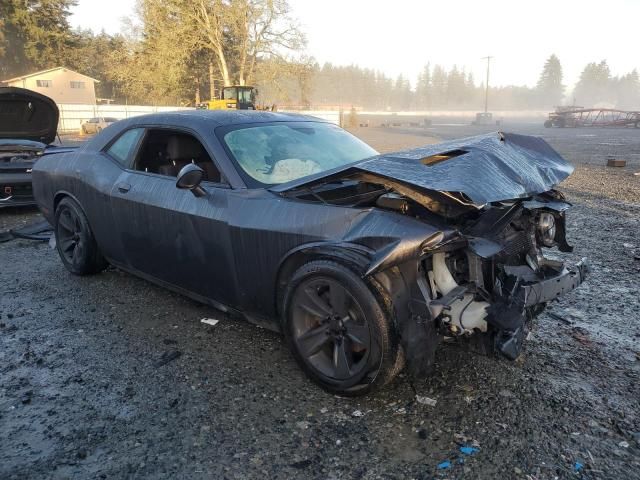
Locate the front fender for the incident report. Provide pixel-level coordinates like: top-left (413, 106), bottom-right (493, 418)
top-left (275, 241), bottom-right (376, 316)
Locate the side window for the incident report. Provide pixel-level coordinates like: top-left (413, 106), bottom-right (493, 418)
top-left (106, 128), bottom-right (144, 168)
top-left (133, 129), bottom-right (224, 183)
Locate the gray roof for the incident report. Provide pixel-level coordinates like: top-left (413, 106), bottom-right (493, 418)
top-left (83, 109), bottom-right (332, 154)
top-left (125, 109), bottom-right (327, 127)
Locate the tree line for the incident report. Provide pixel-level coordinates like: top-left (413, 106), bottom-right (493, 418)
top-left (1, 0), bottom-right (639, 110)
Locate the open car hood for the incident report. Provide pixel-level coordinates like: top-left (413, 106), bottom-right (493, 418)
top-left (0, 87), bottom-right (59, 144)
top-left (271, 132), bottom-right (574, 205)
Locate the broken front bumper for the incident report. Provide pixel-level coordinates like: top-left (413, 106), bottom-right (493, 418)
top-left (490, 258), bottom-right (588, 360)
top-left (0, 171), bottom-right (35, 208)
top-left (518, 258), bottom-right (589, 307)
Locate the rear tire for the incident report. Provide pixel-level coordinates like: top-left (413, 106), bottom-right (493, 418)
top-left (283, 260), bottom-right (400, 396)
top-left (54, 197), bottom-right (108, 275)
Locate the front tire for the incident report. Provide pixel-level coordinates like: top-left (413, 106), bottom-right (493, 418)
top-left (283, 260), bottom-right (400, 396)
top-left (54, 197), bottom-right (108, 275)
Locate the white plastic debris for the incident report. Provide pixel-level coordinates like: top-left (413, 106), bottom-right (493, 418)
top-left (416, 395), bottom-right (438, 407)
top-left (200, 318), bottom-right (219, 326)
top-left (352, 410), bottom-right (364, 417)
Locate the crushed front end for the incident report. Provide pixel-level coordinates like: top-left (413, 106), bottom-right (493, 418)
top-left (274, 131), bottom-right (588, 374)
top-left (0, 140), bottom-right (42, 208)
top-left (420, 191), bottom-right (588, 360)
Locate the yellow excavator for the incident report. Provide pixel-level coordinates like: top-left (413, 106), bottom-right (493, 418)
top-left (197, 85), bottom-right (257, 110)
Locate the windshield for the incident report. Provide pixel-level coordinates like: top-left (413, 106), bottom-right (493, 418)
top-left (238, 88), bottom-right (254, 104)
top-left (223, 87), bottom-right (254, 104)
top-left (222, 122), bottom-right (378, 186)
top-left (222, 87), bottom-right (236, 100)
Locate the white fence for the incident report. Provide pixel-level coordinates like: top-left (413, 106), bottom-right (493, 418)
top-left (57, 104), bottom-right (342, 133)
top-left (280, 110), bottom-right (341, 126)
top-left (57, 104), bottom-right (194, 133)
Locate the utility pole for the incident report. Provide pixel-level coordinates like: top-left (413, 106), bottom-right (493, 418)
top-left (482, 56), bottom-right (493, 113)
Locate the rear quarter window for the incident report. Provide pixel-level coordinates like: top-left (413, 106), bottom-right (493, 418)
top-left (106, 128), bottom-right (144, 168)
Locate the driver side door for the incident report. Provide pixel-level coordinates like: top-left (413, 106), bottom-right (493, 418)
top-left (108, 127), bottom-right (239, 307)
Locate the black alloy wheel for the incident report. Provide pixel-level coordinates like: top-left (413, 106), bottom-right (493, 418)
top-left (57, 205), bottom-right (84, 265)
top-left (291, 276), bottom-right (372, 382)
top-left (284, 260), bottom-right (400, 395)
top-left (54, 197), bottom-right (107, 275)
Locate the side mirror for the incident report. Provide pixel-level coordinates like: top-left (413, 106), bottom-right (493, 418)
top-left (176, 163), bottom-right (207, 197)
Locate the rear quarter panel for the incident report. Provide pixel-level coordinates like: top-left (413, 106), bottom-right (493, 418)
top-left (33, 150), bottom-right (126, 262)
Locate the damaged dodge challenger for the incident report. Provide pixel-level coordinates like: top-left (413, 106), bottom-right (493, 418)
top-left (32, 110), bottom-right (588, 395)
top-left (0, 87), bottom-right (74, 207)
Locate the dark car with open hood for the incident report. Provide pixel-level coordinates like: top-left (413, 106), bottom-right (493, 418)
top-left (32, 110), bottom-right (588, 395)
top-left (0, 87), bottom-right (75, 208)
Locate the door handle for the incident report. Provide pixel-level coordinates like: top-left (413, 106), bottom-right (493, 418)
top-left (117, 182), bottom-right (131, 193)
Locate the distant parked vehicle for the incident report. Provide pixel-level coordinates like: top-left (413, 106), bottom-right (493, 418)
top-left (81, 117), bottom-right (119, 134)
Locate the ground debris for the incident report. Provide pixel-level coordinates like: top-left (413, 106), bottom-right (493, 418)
top-left (20, 391), bottom-right (33, 405)
top-left (415, 395), bottom-right (437, 407)
top-left (548, 311), bottom-right (573, 325)
top-left (570, 327), bottom-right (592, 346)
top-left (460, 446), bottom-right (479, 455)
top-left (200, 318), bottom-right (219, 327)
top-left (154, 350), bottom-right (182, 368)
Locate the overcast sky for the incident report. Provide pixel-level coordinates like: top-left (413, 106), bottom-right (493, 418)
top-left (69, 0), bottom-right (640, 88)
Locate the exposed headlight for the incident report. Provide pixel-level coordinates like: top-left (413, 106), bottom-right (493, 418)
top-left (537, 212), bottom-right (556, 247)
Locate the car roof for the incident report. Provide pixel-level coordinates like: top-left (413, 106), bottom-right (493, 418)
top-left (125, 109), bottom-right (329, 127)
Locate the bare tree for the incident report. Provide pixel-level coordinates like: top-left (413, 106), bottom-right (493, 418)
top-left (162, 0), bottom-right (304, 87)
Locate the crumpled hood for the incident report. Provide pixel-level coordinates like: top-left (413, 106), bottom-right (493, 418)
top-left (0, 87), bottom-right (59, 144)
top-left (272, 132), bottom-right (574, 205)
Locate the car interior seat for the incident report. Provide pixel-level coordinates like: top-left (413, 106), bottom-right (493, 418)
top-left (157, 135), bottom-right (202, 176)
top-left (158, 135), bottom-right (221, 182)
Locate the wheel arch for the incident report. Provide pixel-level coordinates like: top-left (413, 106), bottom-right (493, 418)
top-left (274, 242), bottom-right (375, 318)
top-left (53, 190), bottom-right (83, 214)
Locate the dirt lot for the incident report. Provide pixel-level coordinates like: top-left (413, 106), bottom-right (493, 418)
top-left (1, 122), bottom-right (639, 479)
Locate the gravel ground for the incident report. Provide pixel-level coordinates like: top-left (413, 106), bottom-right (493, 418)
top-left (1, 123), bottom-right (639, 479)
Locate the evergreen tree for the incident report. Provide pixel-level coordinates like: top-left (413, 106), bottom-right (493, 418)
top-left (536, 54), bottom-right (564, 107)
top-left (614, 70), bottom-right (640, 109)
top-left (446, 65), bottom-right (467, 105)
top-left (430, 65), bottom-right (448, 108)
top-left (574, 60), bottom-right (612, 106)
top-left (393, 74), bottom-right (411, 110)
top-left (415, 64), bottom-right (431, 110)
top-left (0, 0), bottom-right (78, 78)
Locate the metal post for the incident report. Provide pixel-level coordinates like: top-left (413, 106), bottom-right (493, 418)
top-left (482, 56), bottom-right (493, 114)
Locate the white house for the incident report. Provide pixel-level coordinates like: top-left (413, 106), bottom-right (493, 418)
top-left (2, 67), bottom-right (99, 104)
